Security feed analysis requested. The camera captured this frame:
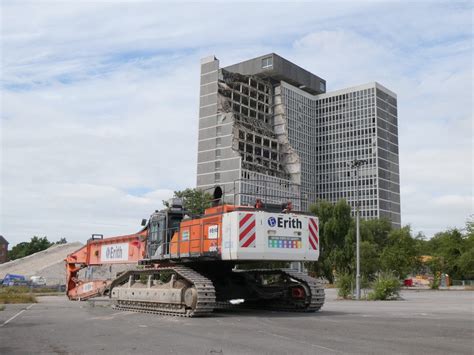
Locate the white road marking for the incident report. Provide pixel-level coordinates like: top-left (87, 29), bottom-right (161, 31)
top-left (258, 329), bottom-right (342, 353)
top-left (90, 311), bottom-right (135, 320)
top-left (0, 304), bottom-right (35, 328)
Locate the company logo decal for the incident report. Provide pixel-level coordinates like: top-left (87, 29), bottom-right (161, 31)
top-left (100, 243), bottom-right (129, 262)
top-left (268, 217), bottom-right (277, 227)
top-left (267, 216), bottom-right (302, 229)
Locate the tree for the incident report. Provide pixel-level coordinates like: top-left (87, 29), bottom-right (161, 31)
top-left (360, 218), bottom-right (392, 247)
top-left (164, 188), bottom-right (213, 215)
top-left (8, 236), bottom-right (53, 261)
top-left (457, 248), bottom-right (474, 279)
top-left (425, 229), bottom-right (465, 279)
top-left (458, 221), bottom-right (474, 279)
top-left (380, 226), bottom-right (418, 278)
top-left (423, 223), bottom-right (474, 280)
top-left (308, 199), bottom-right (353, 283)
top-left (360, 240), bottom-right (381, 281)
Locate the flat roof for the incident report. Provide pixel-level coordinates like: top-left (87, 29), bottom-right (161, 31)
top-left (223, 53), bottom-right (326, 95)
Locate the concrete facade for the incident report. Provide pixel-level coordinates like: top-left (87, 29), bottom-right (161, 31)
top-left (196, 54), bottom-right (401, 227)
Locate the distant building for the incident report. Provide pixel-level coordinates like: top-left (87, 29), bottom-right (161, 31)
top-left (196, 53), bottom-right (401, 227)
top-left (0, 235), bottom-right (8, 263)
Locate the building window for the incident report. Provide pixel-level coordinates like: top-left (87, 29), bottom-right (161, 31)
top-left (215, 173), bottom-right (220, 182)
top-left (215, 161), bottom-right (221, 170)
top-left (216, 137), bottom-right (222, 146)
top-left (216, 149), bottom-right (221, 158)
top-left (262, 56), bottom-right (273, 69)
top-left (319, 82), bottom-right (325, 92)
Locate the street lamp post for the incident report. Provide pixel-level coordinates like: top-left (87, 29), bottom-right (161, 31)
top-left (351, 159), bottom-right (367, 300)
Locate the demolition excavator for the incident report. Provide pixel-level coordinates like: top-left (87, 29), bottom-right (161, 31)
top-left (65, 186), bottom-right (324, 317)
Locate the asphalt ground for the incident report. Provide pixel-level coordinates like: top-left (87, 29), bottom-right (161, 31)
top-left (0, 289), bottom-right (472, 355)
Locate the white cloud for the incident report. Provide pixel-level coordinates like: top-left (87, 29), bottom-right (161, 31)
top-left (1, 1), bottom-right (473, 245)
top-left (433, 195), bottom-right (473, 208)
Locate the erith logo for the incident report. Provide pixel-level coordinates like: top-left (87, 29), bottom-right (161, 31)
top-left (268, 217), bottom-right (277, 227)
top-left (268, 216), bottom-right (302, 229)
top-left (105, 245), bottom-right (123, 259)
top-left (101, 243), bottom-right (129, 262)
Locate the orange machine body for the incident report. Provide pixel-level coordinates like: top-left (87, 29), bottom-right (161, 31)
top-left (169, 205), bottom-right (236, 256)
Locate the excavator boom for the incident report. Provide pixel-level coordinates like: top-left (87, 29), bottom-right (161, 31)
top-left (65, 232), bottom-right (146, 300)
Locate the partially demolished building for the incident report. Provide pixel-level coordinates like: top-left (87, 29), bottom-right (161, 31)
top-left (196, 53), bottom-right (400, 227)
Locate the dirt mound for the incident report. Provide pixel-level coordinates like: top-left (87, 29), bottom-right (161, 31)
top-left (0, 242), bottom-right (83, 285)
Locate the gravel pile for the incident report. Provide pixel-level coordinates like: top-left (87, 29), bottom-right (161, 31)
top-left (0, 242), bottom-right (83, 285)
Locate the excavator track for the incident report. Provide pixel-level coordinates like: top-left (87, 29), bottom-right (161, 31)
top-left (111, 266), bottom-right (216, 317)
top-left (230, 268), bottom-right (325, 313)
top-left (273, 268), bottom-right (325, 312)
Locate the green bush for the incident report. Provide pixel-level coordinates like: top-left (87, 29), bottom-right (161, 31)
top-left (430, 274), bottom-right (440, 290)
top-left (336, 273), bottom-right (353, 299)
top-left (368, 273), bottom-right (401, 300)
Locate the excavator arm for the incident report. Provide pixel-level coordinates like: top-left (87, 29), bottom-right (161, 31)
top-left (65, 231), bottom-right (147, 300)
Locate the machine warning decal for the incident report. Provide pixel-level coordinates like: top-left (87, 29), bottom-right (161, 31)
top-left (100, 243), bottom-right (129, 262)
top-left (209, 240), bottom-right (218, 252)
top-left (81, 282), bottom-right (94, 293)
top-left (308, 218), bottom-right (319, 250)
top-left (182, 230), bottom-right (190, 241)
top-left (208, 225), bottom-right (219, 239)
top-left (268, 236), bottom-right (302, 249)
top-left (239, 213), bottom-right (256, 248)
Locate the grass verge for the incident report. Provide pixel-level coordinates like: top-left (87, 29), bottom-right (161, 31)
top-left (0, 288), bottom-right (37, 304)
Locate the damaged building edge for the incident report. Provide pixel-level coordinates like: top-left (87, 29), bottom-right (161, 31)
top-left (197, 54), bottom-right (401, 227)
top-left (197, 56), bottom-right (302, 209)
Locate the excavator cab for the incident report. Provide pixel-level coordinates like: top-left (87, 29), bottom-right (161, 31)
top-left (147, 198), bottom-right (186, 258)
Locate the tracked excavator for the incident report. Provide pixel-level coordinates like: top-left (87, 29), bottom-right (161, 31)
top-left (65, 186), bottom-right (324, 317)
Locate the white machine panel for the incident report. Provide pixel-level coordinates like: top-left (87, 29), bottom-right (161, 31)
top-left (100, 243), bottom-right (129, 262)
top-left (221, 211), bottom-right (319, 261)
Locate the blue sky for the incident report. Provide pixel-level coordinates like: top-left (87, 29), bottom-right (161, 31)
top-left (1, 0), bottom-right (472, 245)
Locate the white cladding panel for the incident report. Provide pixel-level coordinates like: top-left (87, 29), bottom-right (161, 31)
top-left (221, 211), bottom-right (319, 261)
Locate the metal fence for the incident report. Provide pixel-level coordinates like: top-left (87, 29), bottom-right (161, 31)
top-left (451, 280), bottom-right (474, 286)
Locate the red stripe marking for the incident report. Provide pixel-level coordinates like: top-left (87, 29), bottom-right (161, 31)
top-left (240, 220), bottom-right (256, 241)
top-left (308, 230), bottom-right (317, 249)
top-left (308, 223), bottom-right (318, 249)
top-left (239, 213), bottom-right (252, 228)
top-left (242, 233), bottom-right (256, 248)
top-left (308, 236), bottom-right (317, 250)
top-left (309, 219), bottom-right (319, 244)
